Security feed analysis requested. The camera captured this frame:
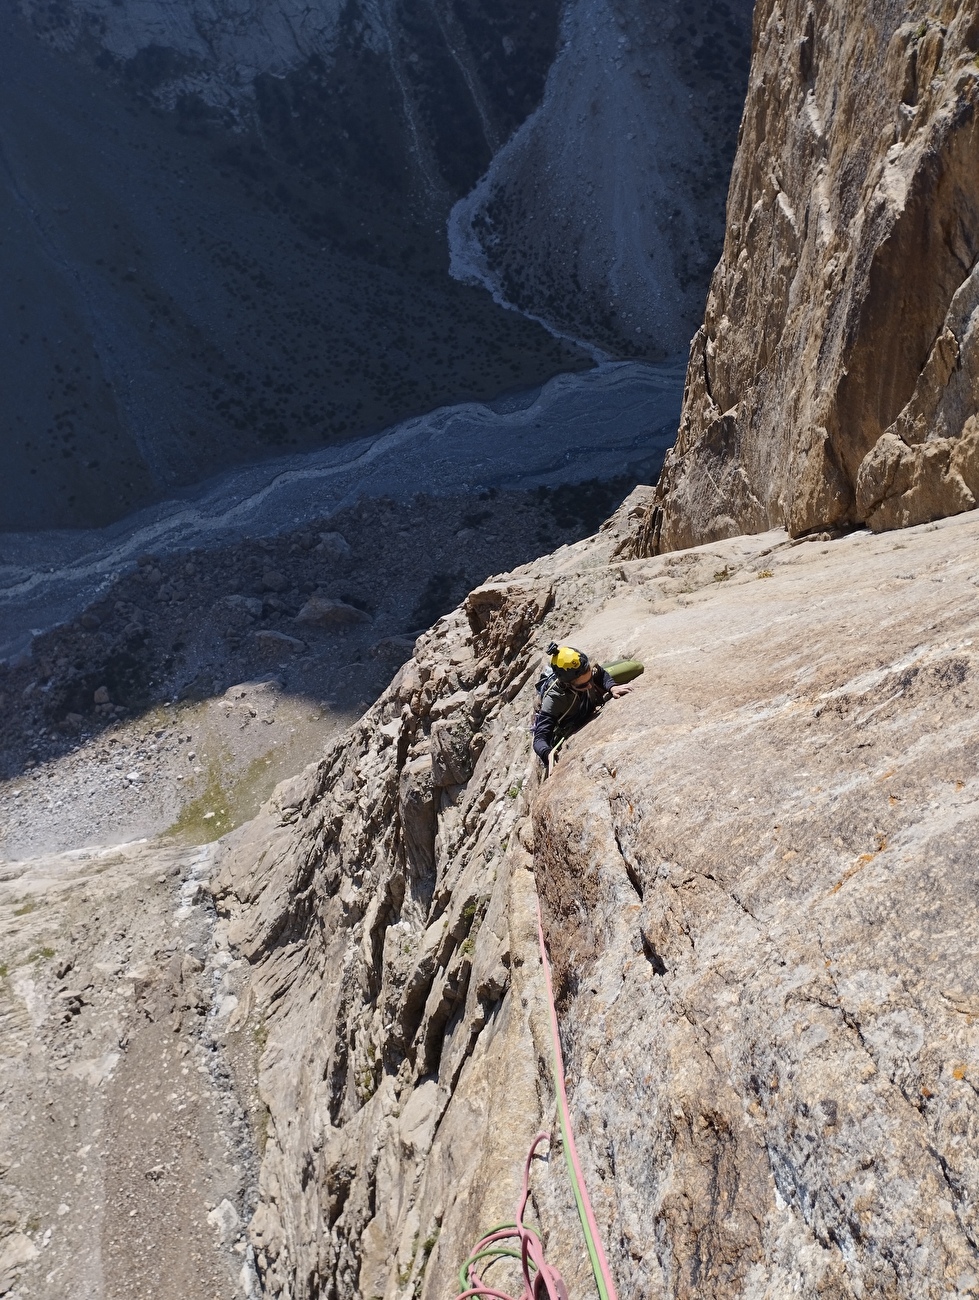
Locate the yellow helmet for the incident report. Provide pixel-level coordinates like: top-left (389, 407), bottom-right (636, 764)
top-left (547, 642), bottom-right (589, 680)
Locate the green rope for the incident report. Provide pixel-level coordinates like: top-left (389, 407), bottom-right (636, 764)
top-left (537, 899), bottom-right (618, 1300)
top-left (457, 1247), bottom-right (527, 1289)
top-left (549, 1039), bottom-right (612, 1300)
top-left (457, 1223), bottom-right (520, 1289)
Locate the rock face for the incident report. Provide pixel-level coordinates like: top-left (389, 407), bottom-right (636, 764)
top-left (642, 0), bottom-right (979, 551)
top-left (215, 497), bottom-right (979, 1298)
top-left (0, 835), bottom-right (261, 1300)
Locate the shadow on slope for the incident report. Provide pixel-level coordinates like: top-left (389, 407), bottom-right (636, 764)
top-left (0, 2), bottom-right (584, 531)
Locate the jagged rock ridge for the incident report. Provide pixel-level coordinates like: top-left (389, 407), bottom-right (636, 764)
top-left (216, 496), bottom-right (979, 1299)
top-left (641, 0), bottom-right (979, 551)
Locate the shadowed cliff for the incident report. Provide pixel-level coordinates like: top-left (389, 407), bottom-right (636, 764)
top-left (0, 0), bottom-right (582, 530)
top-left (0, 0), bottom-right (755, 531)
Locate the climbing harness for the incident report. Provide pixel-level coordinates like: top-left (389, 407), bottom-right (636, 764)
top-left (450, 903), bottom-right (619, 1300)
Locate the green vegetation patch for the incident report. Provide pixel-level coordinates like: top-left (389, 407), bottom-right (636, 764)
top-left (166, 761), bottom-right (234, 843)
top-left (166, 746), bottom-right (287, 844)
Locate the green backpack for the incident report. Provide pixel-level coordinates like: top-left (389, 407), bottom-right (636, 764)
top-left (602, 659), bottom-right (645, 685)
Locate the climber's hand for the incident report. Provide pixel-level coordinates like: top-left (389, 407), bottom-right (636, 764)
top-left (610, 684), bottom-right (633, 698)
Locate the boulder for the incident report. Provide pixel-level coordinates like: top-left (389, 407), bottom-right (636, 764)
top-left (399, 756), bottom-right (437, 884)
top-left (0, 1231), bottom-right (39, 1274)
top-left (224, 594), bottom-right (263, 619)
top-left (253, 630), bottom-right (306, 657)
top-left (262, 569), bottom-right (289, 593)
top-left (295, 596), bottom-right (370, 629)
top-left (430, 717), bottom-right (474, 787)
top-left (314, 531), bottom-right (352, 560)
top-left (371, 634), bottom-right (419, 661)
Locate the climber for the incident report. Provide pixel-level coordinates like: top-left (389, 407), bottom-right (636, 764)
top-left (532, 642), bottom-right (640, 770)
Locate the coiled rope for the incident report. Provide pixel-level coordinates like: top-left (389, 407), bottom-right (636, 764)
top-left (450, 902), bottom-right (619, 1300)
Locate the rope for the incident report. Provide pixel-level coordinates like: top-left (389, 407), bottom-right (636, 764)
top-left (536, 901), bottom-right (619, 1300)
top-left (448, 902), bottom-right (619, 1300)
top-left (452, 1134), bottom-right (570, 1300)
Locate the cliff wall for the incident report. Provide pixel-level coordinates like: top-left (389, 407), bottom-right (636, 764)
top-left (216, 499), bottom-right (979, 1299)
top-left (642, 0), bottom-right (979, 551)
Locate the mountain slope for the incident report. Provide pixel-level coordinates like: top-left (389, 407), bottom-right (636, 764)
top-left (1, 0), bottom-right (755, 529)
top-left (0, 0), bottom-right (580, 529)
top-left (450, 0), bottom-right (754, 359)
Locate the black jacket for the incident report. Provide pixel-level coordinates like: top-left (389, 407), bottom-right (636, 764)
top-left (532, 666), bottom-right (616, 764)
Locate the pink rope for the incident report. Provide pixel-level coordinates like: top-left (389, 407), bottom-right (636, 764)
top-left (536, 901), bottom-right (619, 1300)
top-left (451, 1133), bottom-right (569, 1300)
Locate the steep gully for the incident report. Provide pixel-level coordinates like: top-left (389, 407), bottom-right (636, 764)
top-left (0, 0), bottom-right (582, 530)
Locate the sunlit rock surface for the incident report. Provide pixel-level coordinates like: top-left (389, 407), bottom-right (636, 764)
top-left (214, 499), bottom-right (979, 1299)
top-left (642, 0), bottom-right (979, 550)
